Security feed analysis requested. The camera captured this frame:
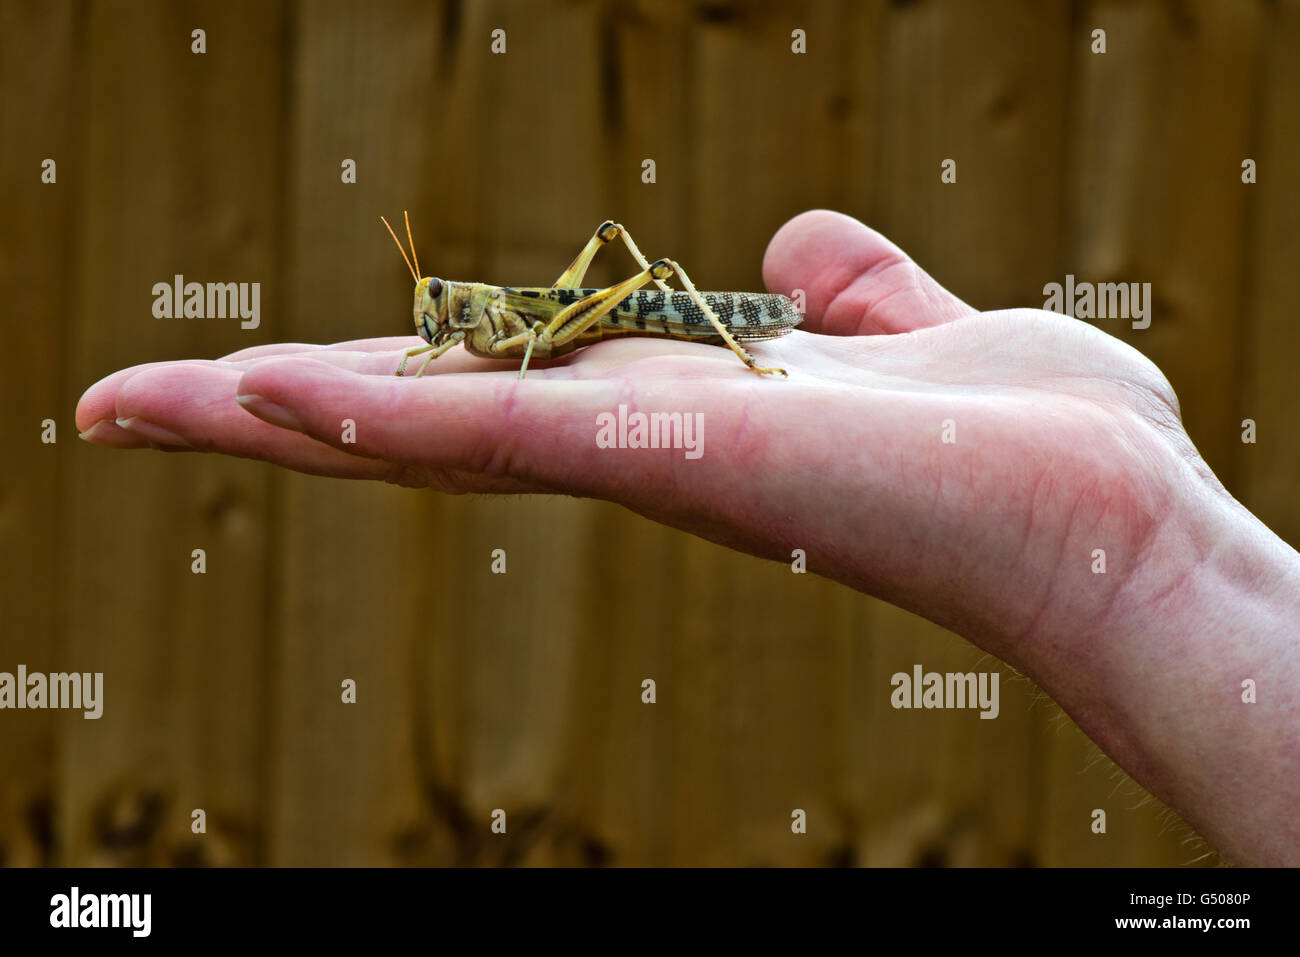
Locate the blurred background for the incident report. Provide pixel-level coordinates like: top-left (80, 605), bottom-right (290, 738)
top-left (1, 0), bottom-right (1295, 866)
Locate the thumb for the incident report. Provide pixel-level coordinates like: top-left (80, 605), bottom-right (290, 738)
top-left (762, 209), bottom-right (976, 336)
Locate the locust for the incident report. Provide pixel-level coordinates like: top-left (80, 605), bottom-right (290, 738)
top-left (380, 213), bottom-right (800, 379)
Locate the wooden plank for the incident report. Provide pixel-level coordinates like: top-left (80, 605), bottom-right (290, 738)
top-left (869, 0), bottom-right (1074, 866)
top-left (1042, 0), bottom-right (1262, 865)
top-left (1064, 0), bottom-right (1258, 488)
top-left (477, 0), bottom-right (608, 261)
top-left (1240, 0), bottom-right (1300, 547)
top-left (530, 0), bottom-right (703, 866)
top-left (269, 0), bottom-right (604, 867)
top-left (0, 0), bottom-right (79, 868)
top-left (269, 0), bottom-right (441, 866)
top-left (876, 0), bottom-right (1073, 308)
top-left (657, 0), bottom-right (880, 866)
top-left (58, 0), bottom-right (282, 865)
top-left (427, 0), bottom-right (614, 867)
top-left (693, 0), bottom-right (855, 286)
top-left (605, 0), bottom-right (697, 283)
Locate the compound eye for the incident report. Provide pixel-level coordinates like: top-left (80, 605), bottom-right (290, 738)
top-left (426, 277), bottom-right (443, 298)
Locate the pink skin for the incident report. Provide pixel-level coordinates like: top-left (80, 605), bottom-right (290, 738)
top-left (78, 210), bottom-right (1300, 865)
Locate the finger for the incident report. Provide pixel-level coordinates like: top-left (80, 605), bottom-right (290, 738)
top-left (219, 338), bottom-right (523, 376)
top-left (216, 337), bottom-right (414, 362)
top-left (76, 360), bottom-right (219, 447)
top-left (98, 362), bottom-right (551, 493)
top-left (78, 357), bottom-right (354, 446)
top-left (762, 209), bottom-right (976, 336)
top-left (277, 335), bottom-right (773, 379)
top-left (233, 356), bottom-right (766, 507)
top-left (74, 344), bottom-right (521, 452)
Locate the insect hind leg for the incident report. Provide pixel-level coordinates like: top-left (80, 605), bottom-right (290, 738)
top-left (542, 259), bottom-right (672, 344)
top-left (553, 221), bottom-right (618, 288)
top-left (553, 221), bottom-right (673, 293)
top-left (666, 259), bottom-right (786, 377)
top-left (551, 224), bottom-right (786, 377)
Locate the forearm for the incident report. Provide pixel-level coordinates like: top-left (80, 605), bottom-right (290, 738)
top-left (1028, 485), bottom-right (1300, 866)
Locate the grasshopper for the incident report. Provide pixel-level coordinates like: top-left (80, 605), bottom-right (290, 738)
top-left (380, 213), bottom-right (800, 379)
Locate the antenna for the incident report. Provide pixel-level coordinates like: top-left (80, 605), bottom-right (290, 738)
top-left (380, 214), bottom-right (418, 283)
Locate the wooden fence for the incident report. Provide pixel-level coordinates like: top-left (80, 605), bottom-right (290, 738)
top-left (0, 0), bottom-right (1295, 866)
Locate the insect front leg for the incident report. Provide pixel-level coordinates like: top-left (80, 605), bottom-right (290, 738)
top-left (396, 343), bottom-right (433, 376)
top-left (395, 331), bottom-right (465, 377)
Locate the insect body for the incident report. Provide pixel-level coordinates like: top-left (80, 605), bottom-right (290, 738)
top-left (381, 215), bottom-right (800, 379)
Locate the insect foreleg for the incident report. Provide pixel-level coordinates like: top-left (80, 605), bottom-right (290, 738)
top-left (396, 343), bottom-right (434, 376)
top-left (395, 331), bottom-right (465, 377)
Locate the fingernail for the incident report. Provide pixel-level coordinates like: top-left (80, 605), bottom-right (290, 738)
top-left (114, 417), bottom-right (193, 448)
top-left (236, 394), bottom-right (304, 432)
top-left (79, 419), bottom-right (149, 449)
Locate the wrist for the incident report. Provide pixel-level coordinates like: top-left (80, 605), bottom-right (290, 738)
top-left (1029, 475), bottom-right (1300, 864)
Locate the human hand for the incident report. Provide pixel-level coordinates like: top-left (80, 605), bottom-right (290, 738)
top-left (76, 209), bottom-right (1194, 664)
top-left (77, 210), bottom-right (1300, 864)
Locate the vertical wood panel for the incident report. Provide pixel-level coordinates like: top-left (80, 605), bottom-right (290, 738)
top-left (671, 0), bottom-right (876, 866)
top-left (270, 0), bottom-right (441, 866)
top-left (557, 0), bottom-right (701, 867)
top-left (361, 0), bottom-right (615, 867)
top-left (59, 0), bottom-right (283, 865)
top-left (431, 0), bottom-right (610, 866)
top-left (1241, 0), bottom-right (1300, 547)
top-left (1066, 0), bottom-right (1259, 487)
top-left (871, 0), bottom-right (1073, 866)
top-left (1041, 0), bottom-right (1260, 866)
top-left (0, 0), bottom-right (80, 868)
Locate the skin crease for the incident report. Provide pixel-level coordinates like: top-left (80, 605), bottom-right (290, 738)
top-left (78, 209), bottom-right (1300, 866)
